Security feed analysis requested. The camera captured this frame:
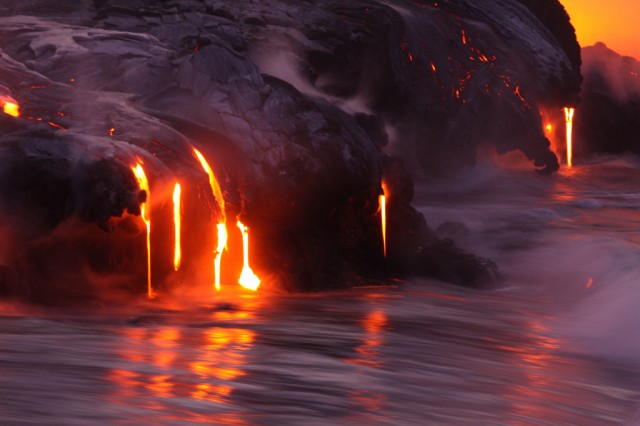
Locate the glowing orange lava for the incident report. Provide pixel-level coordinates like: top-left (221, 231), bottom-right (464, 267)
top-left (2, 99), bottom-right (19, 117)
top-left (236, 221), bottom-right (260, 291)
top-left (193, 149), bottom-right (226, 223)
top-left (132, 162), bottom-right (155, 299)
top-left (173, 182), bottom-right (182, 271)
top-left (193, 148), bottom-right (228, 290)
top-left (379, 185), bottom-right (387, 258)
top-left (564, 107), bottom-right (575, 168)
top-left (545, 123), bottom-right (553, 134)
top-left (214, 223), bottom-right (228, 291)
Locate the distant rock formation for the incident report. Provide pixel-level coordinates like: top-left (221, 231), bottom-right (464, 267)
top-left (575, 42), bottom-right (640, 157)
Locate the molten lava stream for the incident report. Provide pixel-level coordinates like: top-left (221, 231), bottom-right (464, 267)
top-left (2, 98), bottom-right (19, 117)
top-left (193, 148), bottom-right (228, 290)
top-left (214, 224), bottom-right (228, 291)
top-left (193, 149), bottom-right (226, 222)
top-left (564, 107), bottom-right (575, 168)
top-left (173, 182), bottom-right (182, 271)
top-left (132, 163), bottom-right (155, 299)
top-left (379, 190), bottom-right (387, 258)
top-left (236, 221), bottom-right (260, 291)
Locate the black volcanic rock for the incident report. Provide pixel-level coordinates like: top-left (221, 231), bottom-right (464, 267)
top-left (575, 43), bottom-right (640, 156)
top-left (514, 0), bottom-right (582, 101)
top-left (0, 0), bottom-right (581, 299)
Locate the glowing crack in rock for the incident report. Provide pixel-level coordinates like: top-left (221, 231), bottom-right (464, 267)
top-left (132, 162), bottom-right (155, 299)
top-left (564, 107), bottom-right (575, 168)
top-left (2, 98), bottom-right (19, 117)
top-left (173, 182), bottom-right (182, 271)
top-left (236, 221), bottom-right (260, 291)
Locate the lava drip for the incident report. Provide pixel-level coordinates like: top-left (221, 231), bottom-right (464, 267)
top-left (236, 221), bottom-right (260, 291)
top-left (214, 223), bottom-right (228, 291)
top-left (173, 182), bottom-right (182, 271)
top-left (379, 185), bottom-right (387, 258)
top-left (131, 162), bottom-right (155, 299)
top-left (564, 107), bottom-right (575, 167)
top-left (193, 148), bottom-right (227, 290)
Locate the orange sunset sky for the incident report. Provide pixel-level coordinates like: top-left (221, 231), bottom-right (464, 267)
top-left (561, 0), bottom-right (640, 59)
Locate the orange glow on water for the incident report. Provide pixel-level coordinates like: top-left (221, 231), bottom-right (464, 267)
top-left (348, 308), bottom-right (388, 369)
top-left (2, 99), bottom-right (19, 117)
top-left (236, 221), bottom-right (260, 291)
top-left (214, 223), bottom-right (228, 291)
top-left (172, 182), bottom-right (182, 271)
top-left (564, 107), bottom-right (575, 168)
top-left (131, 162), bottom-right (155, 299)
top-left (190, 327), bottom-right (255, 405)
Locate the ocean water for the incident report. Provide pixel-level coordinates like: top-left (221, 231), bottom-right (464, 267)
top-left (1, 156), bottom-right (640, 425)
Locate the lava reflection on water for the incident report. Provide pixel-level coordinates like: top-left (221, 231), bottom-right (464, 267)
top-left (109, 322), bottom-right (255, 424)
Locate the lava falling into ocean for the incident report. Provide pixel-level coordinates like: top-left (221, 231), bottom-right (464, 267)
top-left (5, 2), bottom-right (640, 424)
top-left (564, 107), bottom-right (575, 167)
top-left (236, 221), bottom-right (261, 291)
top-left (379, 185), bottom-right (387, 258)
top-left (0, 0), bottom-right (585, 301)
top-left (193, 148), bottom-right (229, 291)
top-left (131, 162), bottom-right (155, 299)
top-left (214, 223), bottom-right (228, 291)
top-left (173, 182), bottom-right (182, 272)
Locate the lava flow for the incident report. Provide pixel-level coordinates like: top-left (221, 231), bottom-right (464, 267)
top-left (236, 221), bottom-right (260, 291)
top-left (193, 148), bottom-right (228, 290)
top-left (2, 98), bottom-right (19, 117)
top-left (564, 107), bottom-right (575, 168)
top-left (193, 149), bottom-right (226, 222)
top-left (132, 162), bottom-right (155, 299)
top-left (215, 223), bottom-right (228, 291)
top-left (173, 182), bottom-right (182, 271)
top-left (379, 185), bottom-right (387, 258)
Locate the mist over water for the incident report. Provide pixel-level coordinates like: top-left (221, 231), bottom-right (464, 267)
top-left (2, 155), bottom-right (640, 425)
top-left (418, 154), bottom-right (640, 361)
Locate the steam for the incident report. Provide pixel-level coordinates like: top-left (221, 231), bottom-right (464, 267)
top-left (556, 238), bottom-right (640, 362)
top-left (249, 31), bottom-right (373, 116)
top-left (582, 42), bottom-right (640, 102)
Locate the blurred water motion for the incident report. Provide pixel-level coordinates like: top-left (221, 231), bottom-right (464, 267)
top-left (2, 158), bottom-right (640, 424)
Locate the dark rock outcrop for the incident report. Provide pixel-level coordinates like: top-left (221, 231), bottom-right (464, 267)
top-left (574, 43), bottom-right (640, 157)
top-left (0, 0), bottom-right (581, 300)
